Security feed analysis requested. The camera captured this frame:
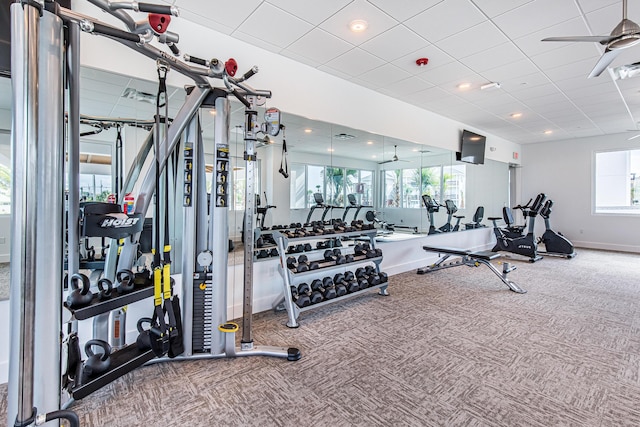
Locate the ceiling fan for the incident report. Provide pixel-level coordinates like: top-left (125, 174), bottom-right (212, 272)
top-left (378, 145), bottom-right (408, 164)
top-left (542, 0), bottom-right (640, 78)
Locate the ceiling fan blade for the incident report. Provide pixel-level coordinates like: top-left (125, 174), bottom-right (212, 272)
top-left (542, 35), bottom-right (617, 44)
top-left (588, 48), bottom-right (623, 77)
top-left (378, 159), bottom-right (394, 164)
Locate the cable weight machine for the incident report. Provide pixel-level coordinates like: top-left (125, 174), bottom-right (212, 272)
top-left (8, 1), bottom-right (300, 426)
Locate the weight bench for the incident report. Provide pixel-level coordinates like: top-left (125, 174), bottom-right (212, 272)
top-left (416, 246), bottom-right (526, 294)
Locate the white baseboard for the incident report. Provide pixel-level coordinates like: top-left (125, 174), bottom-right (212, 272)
top-left (0, 254), bottom-right (9, 263)
top-left (572, 241), bottom-right (640, 254)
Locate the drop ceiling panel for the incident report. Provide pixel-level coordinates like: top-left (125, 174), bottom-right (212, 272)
top-left (469, 0), bottom-right (534, 18)
top-left (266, 0), bottom-right (352, 25)
top-left (235, 3), bottom-right (314, 49)
top-left (176, 0), bottom-right (262, 32)
top-left (318, 0), bottom-right (399, 45)
top-left (577, 0), bottom-right (620, 14)
top-left (284, 28), bottom-right (354, 64)
top-left (324, 48), bottom-right (386, 77)
top-left (436, 21), bottom-right (510, 60)
top-left (419, 61), bottom-right (475, 86)
top-left (404, 0), bottom-right (486, 43)
top-left (492, 0), bottom-right (581, 40)
top-left (514, 17), bottom-right (592, 57)
top-left (530, 43), bottom-right (601, 70)
top-left (357, 63), bottom-right (412, 86)
top-left (480, 59), bottom-right (540, 83)
top-left (359, 25), bottom-right (428, 62)
top-left (460, 42), bottom-right (527, 73)
top-left (377, 76), bottom-right (434, 97)
top-left (366, 0), bottom-right (441, 22)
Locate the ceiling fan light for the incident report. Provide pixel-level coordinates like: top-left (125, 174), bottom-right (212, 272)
top-left (609, 33), bottom-right (640, 49)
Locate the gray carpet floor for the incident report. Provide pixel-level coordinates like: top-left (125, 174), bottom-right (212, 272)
top-left (2, 248), bottom-right (640, 426)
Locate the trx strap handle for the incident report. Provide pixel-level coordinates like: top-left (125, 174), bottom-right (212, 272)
top-left (115, 124), bottom-right (123, 203)
top-left (279, 126), bottom-right (288, 179)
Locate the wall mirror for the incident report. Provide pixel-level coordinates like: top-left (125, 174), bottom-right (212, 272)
top-left (0, 66), bottom-right (511, 302)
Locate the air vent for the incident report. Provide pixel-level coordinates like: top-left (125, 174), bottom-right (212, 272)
top-left (121, 87), bottom-right (156, 104)
top-left (611, 62), bottom-right (640, 80)
top-left (334, 133), bottom-right (355, 140)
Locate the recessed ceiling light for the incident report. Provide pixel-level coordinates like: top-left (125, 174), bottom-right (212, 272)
top-left (372, 155), bottom-right (377, 159)
top-left (510, 113), bottom-right (522, 118)
top-left (544, 130), bottom-right (553, 135)
top-left (367, 141), bottom-right (373, 145)
top-left (412, 149), bottom-right (419, 152)
top-left (457, 83), bottom-right (471, 90)
top-left (304, 128), bottom-right (312, 133)
top-left (480, 82), bottom-right (501, 91)
top-left (328, 148), bottom-right (335, 152)
top-left (349, 19), bottom-right (368, 32)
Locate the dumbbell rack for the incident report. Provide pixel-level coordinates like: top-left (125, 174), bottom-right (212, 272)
top-left (271, 229), bottom-right (389, 328)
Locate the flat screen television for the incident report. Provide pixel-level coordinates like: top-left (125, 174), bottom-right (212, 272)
top-left (458, 129), bottom-right (486, 165)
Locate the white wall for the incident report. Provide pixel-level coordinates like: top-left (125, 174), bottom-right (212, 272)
top-left (522, 132), bottom-right (640, 253)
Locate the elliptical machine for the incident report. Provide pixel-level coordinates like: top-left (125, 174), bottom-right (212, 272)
top-left (422, 194), bottom-right (441, 235)
top-left (488, 193), bottom-right (546, 262)
top-left (256, 192), bottom-right (276, 230)
top-left (439, 200), bottom-right (465, 232)
top-left (537, 199), bottom-right (576, 258)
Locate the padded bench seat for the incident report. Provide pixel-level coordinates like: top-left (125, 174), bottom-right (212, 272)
top-left (422, 246), bottom-right (501, 261)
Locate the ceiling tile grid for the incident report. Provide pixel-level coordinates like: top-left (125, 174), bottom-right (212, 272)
top-left (96, 0), bottom-right (640, 144)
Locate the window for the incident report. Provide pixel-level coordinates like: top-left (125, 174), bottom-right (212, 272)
top-left (79, 174), bottom-right (112, 202)
top-left (382, 164), bottom-right (466, 209)
top-left (290, 163), bottom-right (374, 209)
top-left (595, 149), bottom-right (640, 214)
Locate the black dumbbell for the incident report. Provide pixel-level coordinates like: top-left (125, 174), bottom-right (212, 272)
top-left (324, 249), bottom-right (336, 262)
top-left (322, 277), bottom-right (337, 300)
top-left (296, 254), bottom-right (309, 272)
top-left (256, 237), bottom-right (265, 248)
top-left (354, 244), bottom-right (365, 256)
top-left (298, 282), bottom-right (311, 294)
top-left (309, 279), bottom-right (324, 304)
top-left (358, 278), bottom-right (369, 290)
top-left (333, 238), bottom-right (342, 247)
top-left (309, 261), bottom-right (320, 270)
top-left (366, 249), bottom-right (377, 258)
top-left (303, 243), bottom-right (313, 252)
top-left (379, 272), bottom-right (389, 283)
top-left (345, 254), bottom-right (355, 263)
top-left (333, 274), bottom-right (347, 297)
top-left (269, 248), bottom-right (279, 257)
top-left (295, 244), bottom-right (304, 253)
top-left (368, 274), bottom-right (381, 286)
top-left (286, 246), bottom-right (297, 254)
top-left (291, 286), bottom-right (310, 308)
top-left (286, 256), bottom-right (297, 270)
top-left (355, 267), bottom-right (367, 279)
top-left (257, 249), bottom-right (269, 259)
top-left (345, 280), bottom-right (360, 293)
top-left (344, 271), bottom-right (355, 282)
top-left (365, 265), bottom-right (376, 276)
